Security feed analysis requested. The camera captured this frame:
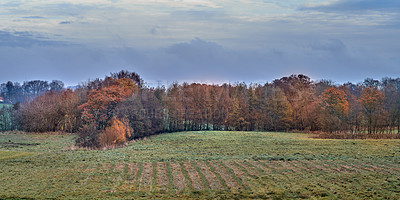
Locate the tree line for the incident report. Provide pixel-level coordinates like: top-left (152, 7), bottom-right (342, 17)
top-left (0, 80), bottom-right (64, 104)
top-left (1, 71), bottom-right (400, 147)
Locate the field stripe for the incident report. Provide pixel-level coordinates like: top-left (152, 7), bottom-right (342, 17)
top-left (192, 160), bottom-right (211, 190)
top-left (294, 160), bottom-right (358, 195)
top-left (127, 163), bottom-right (138, 183)
top-left (244, 160), bottom-right (269, 174)
top-left (170, 162), bottom-right (186, 191)
top-left (231, 161), bottom-right (258, 179)
top-left (237, 160), bottom-right (265, 176)
top-left (139, 162), bottom-right (153, 191)
top-left (195, 160), bottom-right (223, 190)
top-left (204, 161), bottom-right (229, 191)
top-left (114, 164), bottom-right (125, 187)
top-left (155, 162), bottom-right (168, 191)
top-left (247, 160), bottom-right (272, 173)
top-left (123, 163), bottom-right (130, 181)
top-left (210, 161), bottom-right (240, 190)
top-left (218, 161), bottom-right (247, 190)
top-left (135, 162), bottom-right (143, 190)
top-left (151, 161), bottom-right (157, 190)
top-left (165, 162), bottom-right (176, 192)
top-left (179, 162), bottom-right (194, 190)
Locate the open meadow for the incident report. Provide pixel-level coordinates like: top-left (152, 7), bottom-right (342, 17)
top-left (0, 131), bottom-right (399, 199)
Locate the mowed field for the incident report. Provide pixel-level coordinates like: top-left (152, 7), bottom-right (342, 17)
top-left (0, 131), bottom-right (399, 199)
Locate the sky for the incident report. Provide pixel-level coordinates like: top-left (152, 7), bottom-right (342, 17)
top-left (0, 0), bottom-right (399, 86)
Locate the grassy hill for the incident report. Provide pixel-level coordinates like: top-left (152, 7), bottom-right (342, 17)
top-left (0, 131), bottom-right (399, 199)
top-left (0, 103), bottom-right (12, 109)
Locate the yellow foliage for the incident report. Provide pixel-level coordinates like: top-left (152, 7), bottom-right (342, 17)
top-left (99, 117), bottom-right (132, 146)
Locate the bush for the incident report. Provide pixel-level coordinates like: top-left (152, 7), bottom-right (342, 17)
top-left (76, 124), bottom-right (101, 148)
top-left (99, 117), bottom-right (132, 147)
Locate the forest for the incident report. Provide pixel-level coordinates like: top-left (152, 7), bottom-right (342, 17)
top-left (1, 71), bottom-right (400, 147)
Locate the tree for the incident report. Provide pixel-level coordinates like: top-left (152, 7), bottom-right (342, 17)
top-left (110, 70), bottom-right (144, 88)
top-left (319, 87), bottom-right (349, 132)
top-left (273, 74), bottom-right (315, 130)
top-left (321, 87), bottom-right (349, 118)
top-left (23, 80), bottom-right (49, 100)
top-left (266, 86), bottom-right (293, 131)
top-left (359, 86), bottom-right (385, 134)
top-left (77, 78), bottom-right (137, 147)
top-left (50, 80), bottom-right (64, 92)
top-left (79, 78), bottom-right (137, 129)
top-left (381, 78), bottom-right (400, 133)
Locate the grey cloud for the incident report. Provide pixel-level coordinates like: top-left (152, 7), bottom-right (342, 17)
top-left (166, 38), bottom-right (224, 60)
top-left (309, 39), bottom-right (347, 54)
top-left (301, 0), bottom-right (400, 12)
top-left (170, 10), bottom-right (225, 21)
top-left (0, 31), bottom-right (70, 47)
top-left (59, 21), bottom-right (72, 25)
top-left (0, 37), bottom-right (399, 87)
top-left (35, 3), bottom-right (116, 17)
top-left (0, 1), bottom-right (22, 7)
top-left (150, 26), bottom-right (160, 35)
top-left (22, 16), bottom-right (45, 19)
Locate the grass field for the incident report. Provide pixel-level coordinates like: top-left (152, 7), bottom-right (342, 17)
top-left (0, 103), bottom-right (12, 109)
top-left (0, 131), bottom-right (399, 199)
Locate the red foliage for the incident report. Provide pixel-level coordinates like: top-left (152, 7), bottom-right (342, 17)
top-left (78, 78), bottom-right (137, 128)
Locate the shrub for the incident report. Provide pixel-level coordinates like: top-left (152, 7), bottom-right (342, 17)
top-left (99, 117), bottom-right (132, 147)
top-left (76, 124), bottom-right (101, 148)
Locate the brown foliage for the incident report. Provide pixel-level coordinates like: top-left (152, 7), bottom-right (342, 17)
top-left (321, 87), bottom-right (349, 117)
top-left (78, 78), bottom-right (137, 128)
top-left (18, 89), bottom-right (81, 133)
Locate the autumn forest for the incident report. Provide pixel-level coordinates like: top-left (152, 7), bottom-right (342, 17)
top-left (1, 71), bottom-right (400, 147)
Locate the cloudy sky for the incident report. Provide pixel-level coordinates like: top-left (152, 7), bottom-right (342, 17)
top-left (0, 0), bottom-right (399, 86)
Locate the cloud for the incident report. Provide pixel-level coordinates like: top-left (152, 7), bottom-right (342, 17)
top-left (0, 31), bottom-right (69, 47)
top-left (22, 16), bottom-right (45, 19)
top-left (308, 39), bottom-right (347, 54)
top-left (301, 0), bottom-right (400, 12)
top-left (0, 37), bottom-right (399, 86)
top-left (59, 21), bottom-right (72, 25)
top-left (0, 1), bottom-right (399, 86)
top-left (149, 26), bottom-right (160, 35)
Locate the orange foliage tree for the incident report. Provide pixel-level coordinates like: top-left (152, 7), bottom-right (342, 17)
top-left (78, 78), bottom-right (137, 129)
top-left (319, 87), bottom-right (350, 132)
top-left (359, 86), bottom-right (385, 134)
top-left (77, 78), bottom-right (137, 147)
top-left (321, 87), bottom-right (349, 118)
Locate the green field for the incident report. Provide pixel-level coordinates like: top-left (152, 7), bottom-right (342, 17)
top-left (0, 131), bottom-right (399, 199)
top-left (0, 103), bottom-right (12, 109)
